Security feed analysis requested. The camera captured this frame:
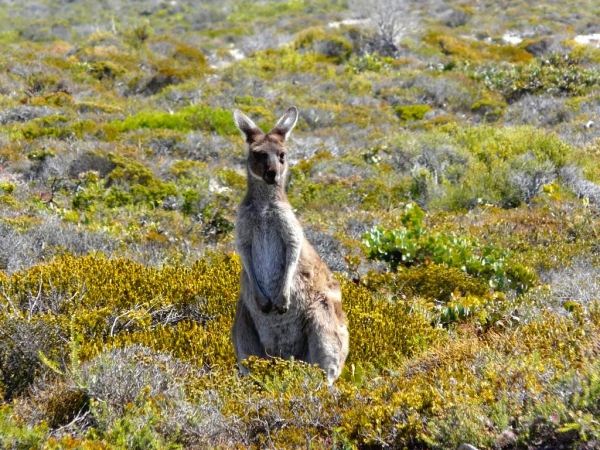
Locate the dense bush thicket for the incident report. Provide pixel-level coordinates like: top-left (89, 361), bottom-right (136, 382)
top-left (1, 253), bottom-right (598, 448)
top-left (1, 0), bottom-right (600, 448)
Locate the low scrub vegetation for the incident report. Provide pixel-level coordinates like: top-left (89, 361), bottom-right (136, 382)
top-left (1, 0), bottom-right (599, 448)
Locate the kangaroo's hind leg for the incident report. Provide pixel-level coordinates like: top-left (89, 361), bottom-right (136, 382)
top-left (306, 293), bottom-right (349, 385)
top-left (231, 298), bottom-right (265, 375)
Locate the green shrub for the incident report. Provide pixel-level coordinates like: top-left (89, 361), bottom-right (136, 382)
top-left (112, 105), bottom-right (237, 135)
top-left (347, 53), bottom-right (393, 73)
top-left (472, 52), bottom-right (600, 102)
top-left (1, 253), bottom-right (240, 366)
top-left (363, 264), bottom-right (490, 302)
top-left (294, 27), bottom-right (353, 63)
top-left (470, 96), bottom-right (507, 121)
top-left (0, 405), bottom-right (49, 449)
top-left (426, 32), bottom-right (484, 61)
top-left (0, 182), bottom-right (18, 207)
top-left (449, 124), bottom-right (572, 167)
top-left (395, 104), bottom-right (432, 121)
top-left (227, 0), bottom-right (305, 22)
top-left (0, 182), bottom-right (15, 195)
top-left (343, 278), bottom-right (446, 367)
top-left (237, 46), bottom-right (321, 77)
top-left (72, 153), bottom-right (178, 210)
top-left (20, 115), bottom-right (73, 140)
top-left (425, 124), bottom-right (575, 209)
top-left (88, 61), bottom-right (126, 81)
top-left (363, 203), bottom-right (537, 292)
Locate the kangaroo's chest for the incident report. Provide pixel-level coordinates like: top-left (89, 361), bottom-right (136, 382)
top-left (251, 214), bottom-right (286, 297)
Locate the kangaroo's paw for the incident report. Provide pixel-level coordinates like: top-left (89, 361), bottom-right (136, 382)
top-left (254, 292), bottom-right (273, 313)
top-left (273, 291), bottom-right (290, 314)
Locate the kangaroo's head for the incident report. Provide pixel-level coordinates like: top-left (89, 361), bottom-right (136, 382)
top-left (233, 107), bottom-right (298, 186)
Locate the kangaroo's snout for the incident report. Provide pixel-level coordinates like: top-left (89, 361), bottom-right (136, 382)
top-left (264, 168), bottom-right (278, 184)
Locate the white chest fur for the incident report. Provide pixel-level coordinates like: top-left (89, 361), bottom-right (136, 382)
top-left (251, 215), bottom-right (285, 298)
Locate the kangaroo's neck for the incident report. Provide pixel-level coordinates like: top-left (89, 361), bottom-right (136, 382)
top-left (246, 172), bottom-right (288, 204)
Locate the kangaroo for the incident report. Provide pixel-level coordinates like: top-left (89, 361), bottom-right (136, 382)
top-left (231, 107), bottom-right (349, 384)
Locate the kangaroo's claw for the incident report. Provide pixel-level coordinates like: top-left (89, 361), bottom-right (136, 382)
top-left (256, 295), bottom-right (273, 313)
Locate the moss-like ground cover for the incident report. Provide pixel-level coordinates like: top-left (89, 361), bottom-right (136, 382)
top-left (1, 0), bottom-right (600, 448)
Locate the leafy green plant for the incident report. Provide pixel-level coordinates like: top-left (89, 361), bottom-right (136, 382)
top-left (363, 203), bottom-right (536, 292)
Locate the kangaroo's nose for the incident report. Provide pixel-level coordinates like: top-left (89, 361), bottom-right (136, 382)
top-left (264, 169), bottom-right (277, 184)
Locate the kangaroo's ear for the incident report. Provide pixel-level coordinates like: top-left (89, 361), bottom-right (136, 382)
top-left (269, 107), bottom-right (298, 141)
top-left (233, 109), bottom-right (263, 144)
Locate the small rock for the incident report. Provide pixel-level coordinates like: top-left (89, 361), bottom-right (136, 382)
top-left (524, 37), bottom-right (554, 56)
top-left (68, 152), bottom-right (116, 179)
top-left (423, 109), bottom-right (448, 120)
top-left (502, 33), bottom-right (523, 45)
top-left (133, 73), bottom-right (181, 96)
top-left (443, 8), bottom-right (472, 28)
top-left (496, 428), bottom-right (517, 448)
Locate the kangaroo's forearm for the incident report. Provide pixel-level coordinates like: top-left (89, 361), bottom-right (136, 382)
top-left (249, 266), bottom-right (268, 298)
top-left (279, 240), bottom-right (301, 295)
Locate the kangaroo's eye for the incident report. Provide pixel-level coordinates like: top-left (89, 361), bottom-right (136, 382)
top-left (279, 153), bottom-right (286, 162)
top-left (254, 152), bottom-right (266, 161)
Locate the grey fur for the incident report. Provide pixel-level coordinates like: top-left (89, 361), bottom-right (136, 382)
top-left (231, 107), bottom-right (349, 384)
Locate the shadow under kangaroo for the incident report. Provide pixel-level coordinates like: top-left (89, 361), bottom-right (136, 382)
top-left (231, 106), bottom-right (349, 385)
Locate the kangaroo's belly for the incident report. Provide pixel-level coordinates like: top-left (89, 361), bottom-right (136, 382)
top-left (252, 225), bottom-right (285, 298)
